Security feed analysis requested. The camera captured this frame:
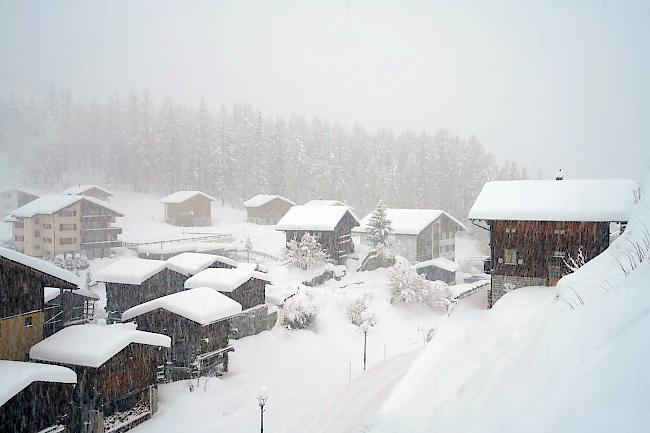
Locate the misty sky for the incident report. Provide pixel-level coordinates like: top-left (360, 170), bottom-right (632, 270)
top-left (1, 0), bottom-right (649, 180)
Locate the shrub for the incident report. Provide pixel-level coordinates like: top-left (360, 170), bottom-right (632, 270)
top-left (282, 291), bottom-right (318, 330)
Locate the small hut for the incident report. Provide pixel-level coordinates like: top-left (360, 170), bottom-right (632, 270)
top-left (243, 194), bottom-right (295, 225)
top-left (161, 191), bottom-right (215, 227)
top-left (122, 287), bottom-right (242, 380)
top-left (93, 258), bottom-right (186, 322)
top-left (413, 257), bottom-right (460, 284)
top-left (0, 360), bottom-right (77, 433)
top-left (276, 205), bottom-right (360, 264)
top-left (30, 324), bottom-right (170, 433)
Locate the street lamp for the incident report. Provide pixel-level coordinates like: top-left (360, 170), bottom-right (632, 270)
top-left (257, 386), bottom-right (268, 433)
top-left (360, 321), bottom-right (370, 371)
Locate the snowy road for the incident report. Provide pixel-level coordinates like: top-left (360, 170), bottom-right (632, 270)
top-left (306, 349), bottom-right (422, 433)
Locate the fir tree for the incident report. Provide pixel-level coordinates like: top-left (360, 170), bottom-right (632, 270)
top-left (367, 200), bottom-right (393, 248)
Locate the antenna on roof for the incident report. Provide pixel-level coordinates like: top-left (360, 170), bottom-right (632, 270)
top-left (555, 169), bottom-right (564, 181)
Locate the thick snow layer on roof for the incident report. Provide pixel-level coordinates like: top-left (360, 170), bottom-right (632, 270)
top-left (166, 252), bottom-right (230, 276)
top-left (61, 184), bottom-right (112, 197)
top-left (30, 324), bottom-right (171, 368)
top-left (122, 287), bottom-right (242, 325)
top-left (304, 199), bottom-right (346, 206)
top-left (10, 194), bottom-right (123, 218)
top-left (276, 205), bottom-right (360, 231)
top-left (0, 360), bottom-right (76, 406)
top-left (185, 268), bottom-right (266, 292)
top-left (354, 208), bottom-right (466, 235)
top-left (243, 194), bottom-right (295, 208)
top-left (161, 191), bottom-right (215, 204)
top-left (93, 258), bottom-right (166, 285)
top-left (0, 248), bottom-right (80, 286)
top-left (468, 179), bottom-right (637, 222)
top-left (413, 257), bottom-right (460, 273)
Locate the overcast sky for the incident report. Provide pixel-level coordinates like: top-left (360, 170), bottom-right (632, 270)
top-left (1, 0), bottom-right (648, 179)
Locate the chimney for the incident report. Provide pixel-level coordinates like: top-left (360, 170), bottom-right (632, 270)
top-left (555, 169), bottom-right (563, 181)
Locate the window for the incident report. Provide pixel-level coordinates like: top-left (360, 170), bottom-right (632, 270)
top-left (504, 248), bottom-right (518, 265)
top-left (43, 237), bottom-right (52, 244)
top-left (34, 245), bottom-right (40, 250)
top-left (24, 316), bottom-right (33, 327)
top-left (42, 223), bottom-right (52, 229)
top-left (34, 230), bottom-right (40, 238)
top-left (59, 237), bottom-right (77, 245)
top-left (550, 265), bottom-right (561, 278)
top-left (59, 209), bottom-right (77, 217)
top-left (505, 227), bottom-right (517, 234)
top-left (59, 223), bottom-right (77, 231)
top-left (13, 221), bottom-right (24, 229)
top-left (554, 222), bottom-right (566, 235)
top-left (14, 235), bottom-right (24, 242)
top-left (33, 216), bottom-right (39, 225)
top-left (553, 251), bottom-right (566, 258)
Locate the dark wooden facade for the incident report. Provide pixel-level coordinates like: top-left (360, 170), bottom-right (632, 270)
top-left (130, 309), bottom-right (232, 380)
top-left (415, 264), bottom-right (456, 284)
top-left (282, 211), bottom-right (359, 264)
top-left (164, 194), bottom-right (213, 227)
top-left (0, 381), bottom-right (72, 433)
top-left (44, 289), bottom-right (97, 337)
top-left (0, 255), bottom-right (77, 360)
top-left (487, 220), bottom-right (610, 307)
top-left (223, 277), bottom-right (267, 310)
top-left (246, 198), bottom-right (294, 225)
top-left (105, 268), bottom-right (187, 322)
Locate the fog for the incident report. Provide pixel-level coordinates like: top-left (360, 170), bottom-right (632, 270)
top-left (1, 0), bottom-right (649, 178)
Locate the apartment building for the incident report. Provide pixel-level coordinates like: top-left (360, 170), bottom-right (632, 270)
top-left (8, 195), bottom-right (123, 259)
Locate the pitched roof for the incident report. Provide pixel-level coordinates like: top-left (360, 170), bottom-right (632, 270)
top-left (60, 184), bottom-right (113, 197)
top-left (165, 252), bottom-right (237, 276)
top-left (0, 186), bottom-right (41, 198)
top-left (468, 179), bottom-right (637, 222)
top-left (304, 199), bottom-right (347, 206)
top-left (93, 258), bottom-right (167, 285)
top-left (122, 287), bottom-right (242, 325)
top-left (354, 208), bottom-right (466, 235)
top-left (184, 267), bottom-right (270, 293)
top-left (10, 195), bottom-right (123, 218)
top-left (161, 191), bottom-right (215, 204)
top-left (29, 324), bottom-right (171, 368)
top-left (44, 287), bottom-right (100, 303)
top-left (275, 205), bottom-right (360, 231)
top-left (243, 194), bottom-right (295, 208)
top-left (0, 360), bottom-right (77, 406)
top-left (413, 257), bottom-right (460, 273)
top-left (0, 248), bottom-right (80, 287)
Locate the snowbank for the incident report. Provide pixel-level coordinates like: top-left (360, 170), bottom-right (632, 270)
top-left (0, 247), bottom-right (80, 286)
top-left (122, 287), bottom-right (242, 325)
top-left (93, 257), bottom-right (166, 285)
top-left (30, 324), bottom-right (171, 368)
top-left (0, 360), bottom-right (77, 406)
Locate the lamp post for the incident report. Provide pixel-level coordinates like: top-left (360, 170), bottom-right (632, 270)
top-left (361, 321), bottom-right (370, 371)
top-left (257, 386), bottom-right (268, 433)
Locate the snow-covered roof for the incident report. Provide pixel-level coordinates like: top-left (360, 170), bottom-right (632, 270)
top-left (60, 184), bottom-right (113, 197)
top-left (122, 287), bottom-right (242, 325)
top-left (0, 186), bottom-right (40, 197)
top-left (161, 191), bottom-right (215, 204)
top-left (413, 257), bottom-right (460, 273)
top-left (353, 208), bottom-right (466, 235)
top-left (468, 179), bottom-right (637, 222)
top-left (30, 324), bottom-right (171, 368)
top-left (0, 248), bottom-right (80, 287)
top-left (243, 194), bottom-right (295, 208)
top-left (166, 252), bottom-right (236, 276)
top-left (3, 215), bottom-right (18, 223)
top-left (184, 267), bottom-right (270, 292)
top-left (304, 199), bottom-right (347, 206)
top-left (10, 195), bottom-right (123, 218)
top-left (45, 287), bottom-right (100, 303)
top-left (276, 205), bottom-right (360, 231)
top-left (93, 258), bottom-right (167, 285)
top-left (0, 360), bottom-right (77, 407)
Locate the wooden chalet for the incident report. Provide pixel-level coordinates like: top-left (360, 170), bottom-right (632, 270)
top-left (44, 286), bottom-right (99, 337)
top-left (30, 324), bottom-right (170, 433)
top-left (0, 247), bottom-right (79, 361)
top-left (0, 187), bottom-right (39, 218)
top-left (93, 258), bottom-right (186, 323)
top-left (161, 191), bottom-right (215, 227)
top-left (469, 179), bottom-right (637, 308)
top-left (243, 194), bottom-right (295, 225)
top-left (184, 267), bottom-right (274, 338)
top-left (414, 257), bottom-right (460, 284)
top-left (0, 360), bottom-right (77, 433)
top-left (354, 208), bottom-right (465, 262)
top-left (122, 287), bottom-right (242, 381)
top-left (276, 205), bottom-right (360, 264)
top-left (61, 184), bottom-right (113, 202)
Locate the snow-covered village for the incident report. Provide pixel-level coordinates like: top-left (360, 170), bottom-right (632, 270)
top-left (1, 2), bottom-right (650, 433)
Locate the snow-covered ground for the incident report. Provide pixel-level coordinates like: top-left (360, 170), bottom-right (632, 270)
top-left (372, 175), bottom-right (650, 433)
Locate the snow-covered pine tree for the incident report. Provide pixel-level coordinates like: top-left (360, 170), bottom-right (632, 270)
top-left (367, 200), bottom-right (393, 248)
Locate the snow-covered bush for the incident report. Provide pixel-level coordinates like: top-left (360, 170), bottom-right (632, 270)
top-left (0, 239), bottom-right (18, 251)
top-left (286, 232), bottom-right (328, 270)
top-left (282, 291), bottom-right (318, 330)
top-left (389, 264), bottom-right (455, 311)
top-left (347, 297), bottom-right (376, 327)
top-left (73, 253), bottom-right (90, 270)
top-left (52, 254), bottom-right (66, 269)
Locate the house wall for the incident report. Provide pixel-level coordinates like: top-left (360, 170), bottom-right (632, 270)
top-left (416, 266), bottom-right (456, 284)
top-left (0, 381), bottom-right (72, 433)
top-left (246, 198), bottom-right (293, 224)
top-left (164, 195), bottom-right (212, 227)
top-left (81, 188), bottom-right (112, 201)
top-left (0, 311), bottom-right (44, 361)
top-left (80, 200), bottom-right (122, 259)
top-left (223, 278), bottom-right (267, 310)
top-left (488, 220), bottom-right (610, 307)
